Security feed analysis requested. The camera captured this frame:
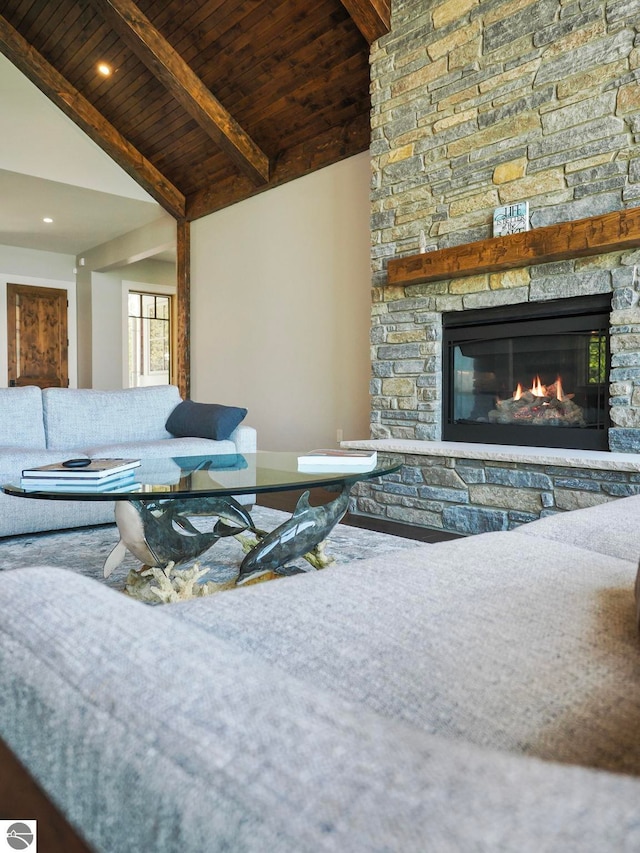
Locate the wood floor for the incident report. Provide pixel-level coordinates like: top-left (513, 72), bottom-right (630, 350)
top-left (259, 488), bottom-right (460, 544)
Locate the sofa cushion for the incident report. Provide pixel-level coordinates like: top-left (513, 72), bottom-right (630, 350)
top-left (166, 400), bottom-right (247, 441)
top-left (515, 494), bottom-right (640, 562)
top-left (80, 437), bottom-right (238, 460)
top-left (1, 567), bottom-right (640, 853)
top-left (43, 386), bottom-right (182, 450)
top-left (0, 387), bottom-right (45, 449)
top-left (171, 527), bottom-right (640, 775)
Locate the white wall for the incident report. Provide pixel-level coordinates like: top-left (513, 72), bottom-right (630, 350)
top-left (0, 244), bottom-right (78, 387)
top-left (79, 219), bottom-right (176, 389)
top-left (0, 244), bottom-right (75, 281)
top-left (90, 271), bottom-right (176, 391)
top-left (78, 215), bottom-right (175, 271)
top-left (191, 153), bottom-right (372, 451)
top-left (91, 272), bottom-right (123, 390)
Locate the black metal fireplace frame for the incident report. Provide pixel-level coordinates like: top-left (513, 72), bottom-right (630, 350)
top-left (442, 295), bottom-right (611, 451)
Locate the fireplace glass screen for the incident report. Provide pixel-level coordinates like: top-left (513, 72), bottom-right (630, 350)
top-left (442, 296), bottom-right (610, 450)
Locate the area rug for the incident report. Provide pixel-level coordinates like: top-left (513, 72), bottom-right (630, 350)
top-left (0, 506), bottom-right (419, 602)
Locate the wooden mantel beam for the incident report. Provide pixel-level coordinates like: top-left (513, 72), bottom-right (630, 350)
top-left (90, 0), bottom-right (270, 186)
top-left (0, 15), bottom-right (185, 219)
top-left (338, 0), bottom-right (391, 43)
top-left (387, 206), bottom-right (640, 286)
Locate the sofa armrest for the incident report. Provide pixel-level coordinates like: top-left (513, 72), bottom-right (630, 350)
top-left (230, 423), bottom-right (257, 454)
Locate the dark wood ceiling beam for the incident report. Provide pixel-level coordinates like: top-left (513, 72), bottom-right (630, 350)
top-left (0, 14), bottom-right (185, 219)
top-left (186, 111), bottom-right (371, 221)
top-left (338, 0), bottom-right (391, 43)
top-left (89, 0), bottom-right (270, 186)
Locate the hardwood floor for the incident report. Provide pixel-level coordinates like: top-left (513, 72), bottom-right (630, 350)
top-left (258, 488), bottom-right (461, 544)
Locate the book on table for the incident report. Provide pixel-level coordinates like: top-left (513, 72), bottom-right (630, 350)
top-left (297, 449), bottom-right (377, 472)
top-left (21, 458), bottom-right (141, 481)
top-left (19, 475), bottom-right (141, 493)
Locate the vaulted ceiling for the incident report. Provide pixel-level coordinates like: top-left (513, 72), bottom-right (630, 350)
top-left (0, 0), bottom-right (390, 222)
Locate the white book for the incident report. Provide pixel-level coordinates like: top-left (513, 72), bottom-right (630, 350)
top-left (20, 471), bottom-right (138, 489)
top-left (297, 449), bottom-right (377, 472)
top-left (21, 458), bottom-right (141, 480)
top-left (20, 477), bottom-right (141, 494)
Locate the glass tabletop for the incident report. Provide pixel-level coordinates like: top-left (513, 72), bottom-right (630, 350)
top-left (3, 451), bottom-right (402, 501)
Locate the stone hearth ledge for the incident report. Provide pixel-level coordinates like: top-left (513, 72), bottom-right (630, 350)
top-left (341, 439), bottom-right (640, 473)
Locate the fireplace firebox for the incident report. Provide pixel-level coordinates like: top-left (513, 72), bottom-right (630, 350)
top-left (442, 295), bottom-right (610, 450)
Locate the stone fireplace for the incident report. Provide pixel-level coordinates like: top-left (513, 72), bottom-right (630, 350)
top-left (343, 0), bottom-right (640, 534)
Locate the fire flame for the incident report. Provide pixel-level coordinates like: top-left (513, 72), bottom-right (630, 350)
top-left (531, 375), bottom-right (545, 397)
top-left (492, 372), bottom-right (583, 427)
top-left (512, 375), bottom-right (566, 401)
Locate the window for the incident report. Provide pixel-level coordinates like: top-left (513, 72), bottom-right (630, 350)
top-left (128, 292), bottom-right (171, 387)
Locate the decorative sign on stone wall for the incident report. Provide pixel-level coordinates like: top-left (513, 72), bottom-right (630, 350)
top-left (493, 202), bottom-right (530, 237)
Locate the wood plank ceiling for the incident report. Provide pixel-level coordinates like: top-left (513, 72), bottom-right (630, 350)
top-left (0, 0), bottom-right (390, 222)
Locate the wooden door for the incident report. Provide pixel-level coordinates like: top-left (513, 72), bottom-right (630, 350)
top-left (7, 284), bottom-right (69, 389)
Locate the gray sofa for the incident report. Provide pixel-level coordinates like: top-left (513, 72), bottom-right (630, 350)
top-left (1, 493), bottom-right (640, 851)
top-left (0, 385), bottom-right (256, 537)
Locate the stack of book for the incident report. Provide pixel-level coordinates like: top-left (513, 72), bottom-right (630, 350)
top-left (20, 458), bottom-right (141, 492)
top-left (297, 449), bottom-right (378, 473)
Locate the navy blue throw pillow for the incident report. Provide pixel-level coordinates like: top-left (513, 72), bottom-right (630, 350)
top-left (166, 400), bottom-right (248, 441)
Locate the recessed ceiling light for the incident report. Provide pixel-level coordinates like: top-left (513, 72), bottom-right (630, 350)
top-left (97, 62), bottom-right (112, 77)
top-left (43, 217), bottom-right (53, 224)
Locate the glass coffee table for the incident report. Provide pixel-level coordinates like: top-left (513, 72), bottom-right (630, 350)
top-left (3, 451), bottom-right (401, 585)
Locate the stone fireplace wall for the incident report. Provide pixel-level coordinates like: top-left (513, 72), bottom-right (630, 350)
top-left (370, 0), bottom-right (640, 447)
top-left (352, 0), bottom-right (640, 533)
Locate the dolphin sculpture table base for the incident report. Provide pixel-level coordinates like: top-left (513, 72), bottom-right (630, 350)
top-left (236, 484), bottom-right (351, 585)
top-left (103, 484), bottom-right (353, 585)
top-left (103, 496), bottom-right (256, 578)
